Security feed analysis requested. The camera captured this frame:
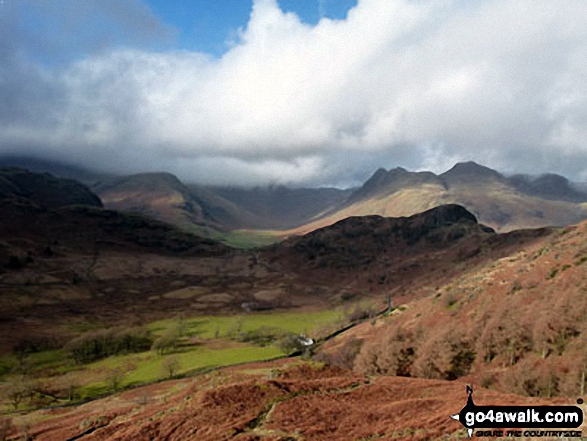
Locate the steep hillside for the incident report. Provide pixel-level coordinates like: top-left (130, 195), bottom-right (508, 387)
top-left (263, 205), bottom-right (550, 306)
top-left (0, 170), bottom-right (240, 353)
top-left (92, 172), bottom-right (263, 232)
top-left (286, 161), bottom-right (587, 235)
top-left (317, 217), bottom-right (587, 399)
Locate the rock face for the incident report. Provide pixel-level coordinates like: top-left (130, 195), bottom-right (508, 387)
top-left (407, 203), bottom-right (481, 229)
top-left (280, 204), bottom-right (496, 270)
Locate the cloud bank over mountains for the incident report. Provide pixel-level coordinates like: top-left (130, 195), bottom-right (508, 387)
top-left (1, 0), bottom-right (587, 186)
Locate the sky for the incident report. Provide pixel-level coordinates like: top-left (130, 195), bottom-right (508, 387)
top-left (1, 0), bottom-right (587, 187)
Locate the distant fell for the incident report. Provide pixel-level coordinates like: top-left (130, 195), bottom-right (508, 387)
top-left (0, 156), bottom-right (113, 185)
top-left (347, 167), bottom-right (442, 203)
top-left (440, 161), bottom-right (506, 186)
top-left (286, 161), bottom-right (587, 235)
top-left (0, 169), bottom-right (229, 257)
top-left (0, 167), bottom-right (102, 209)
top-left (509, 173), bottom-right (587, 202)
top-left (92, 172), bottom-right (260, 232)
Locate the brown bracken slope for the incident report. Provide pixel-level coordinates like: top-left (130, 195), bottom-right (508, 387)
top-left (5, 361), bottom-right (581, 441)
top-left (317, 217), bottom-right (587, 400)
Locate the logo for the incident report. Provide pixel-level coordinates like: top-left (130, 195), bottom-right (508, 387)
top-left (450, 386), bottom-right (584, 438)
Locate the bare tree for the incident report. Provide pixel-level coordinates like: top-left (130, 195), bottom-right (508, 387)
top-left (354, 327), bottom-right (412, 376)
top-left (107, 368), bottom-right (125, 392)
top-left (5, 378), bottom-right (29, 410)
top-left (477, 309), bottom-right (532, 367)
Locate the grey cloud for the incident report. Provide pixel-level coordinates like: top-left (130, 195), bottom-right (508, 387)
top-left (1, 0), bottom-right (587, 186)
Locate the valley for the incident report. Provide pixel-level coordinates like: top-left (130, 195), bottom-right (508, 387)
top-left (0, 165), bottom-right (586, 440)
top-left (9, 157), bottom-right (587, 244)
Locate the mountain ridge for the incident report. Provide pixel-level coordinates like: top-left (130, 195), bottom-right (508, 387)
top-left (2, 156), bottom-right (587, 240)
top-left (288, 161), bottom-right (587, 235)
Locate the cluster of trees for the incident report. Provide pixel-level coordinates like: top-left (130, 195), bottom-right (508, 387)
top-left (317, 275), bottom-right (587, 398)
top-left (2, 375), bottom-right (63, 410)
top-left (65, 326), bottom-right (153, 364)
top-left (151, 325), bottom-right (182, 355)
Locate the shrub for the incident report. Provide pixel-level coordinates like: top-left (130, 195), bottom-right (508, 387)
top-left (107, 368), bottom-right (125, 391)
top-left (344, 302), bottom-right (377, 323)
top-left (277, 333), bottom-right (308, 354)
top-left (548, 267), bottom-right (559, 279)
top-left (444, 292), bottom-right (458, 309)
top-left (412, 329), bottom-right (475, 380)
top-left (502, 355), bottom-right (560, 397)
top-left (5, 379), bottom-right (30, 410)
top-left (160, 356), bottom-right (181, 379)
top-left (234, 326), bottom-right (282, 346)
top-left (354, 327), bottom-right (414, 376)
top-left (446, 345), bottom-right (476, 380)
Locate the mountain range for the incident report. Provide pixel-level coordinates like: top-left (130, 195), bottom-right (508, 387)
top-left (1, 157), bottom-right (585, 245)
top-left (287, 161), bottom-right (587, 236)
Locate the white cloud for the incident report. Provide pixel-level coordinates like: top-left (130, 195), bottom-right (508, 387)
top-left (2, 0), bottom-right (587, 185)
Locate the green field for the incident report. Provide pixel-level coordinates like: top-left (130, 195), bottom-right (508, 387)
top-left (147, 310), bottom-right (342, 338)
top-left (178, 222), bottom-right (283, 249)
top-left (0, 309), bottom-right (343, 410)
